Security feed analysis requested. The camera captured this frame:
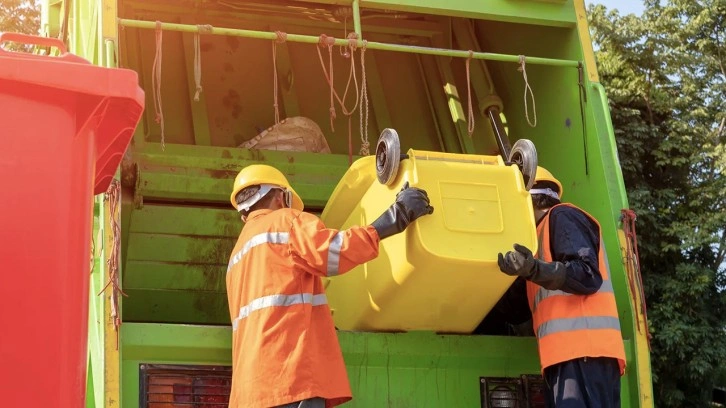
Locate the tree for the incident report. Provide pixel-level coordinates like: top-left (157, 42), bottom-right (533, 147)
top-left (589, 1), bottom-right (726, 406)
top-left (0, 0), bottom-right (41, 52)
top-left (0, 0), bottom-right (40, 36)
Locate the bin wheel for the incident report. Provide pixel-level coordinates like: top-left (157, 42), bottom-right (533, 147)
top-left (508, 139), bottom-right (538, 190)
top-left (376, 128), bottom-right (401, 185)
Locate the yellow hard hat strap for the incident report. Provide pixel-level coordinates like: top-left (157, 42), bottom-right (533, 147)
top-left (283, 190), bottom-right (292, 209)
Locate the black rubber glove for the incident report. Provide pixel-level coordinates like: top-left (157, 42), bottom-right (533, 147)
top-left (498, 244), bottom-right (566, 290)
top-left (371, 182), bottom-right (434, 240)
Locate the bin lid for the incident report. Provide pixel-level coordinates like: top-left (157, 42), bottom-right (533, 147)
top-left (0, 32), bottom-right (145, 194)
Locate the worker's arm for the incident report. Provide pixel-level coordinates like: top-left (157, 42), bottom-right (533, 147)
top-left (497, 207), bottom-right (602, 295)
top-left (547, 206), bottom-right (603, 295)
top-left (288, 211), bottom-right (380, 278)
top-left (288, 183), bottom-right (433, 278)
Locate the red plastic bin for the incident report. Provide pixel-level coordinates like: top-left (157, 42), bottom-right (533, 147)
top-left (0, 33), bottom-right (143, 407)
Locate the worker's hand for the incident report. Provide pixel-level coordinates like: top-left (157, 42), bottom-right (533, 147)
top-left (370, 182), bottom-right (434, 240)
top-left (497, 244), bottom-right (536, 277)
top-left (395, 182), bottom-right (434, 223)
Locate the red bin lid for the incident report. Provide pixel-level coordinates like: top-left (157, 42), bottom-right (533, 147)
top-left (0, 32), bottom-right (145, 194)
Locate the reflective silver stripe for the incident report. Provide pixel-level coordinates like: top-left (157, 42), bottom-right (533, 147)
top-left (232, 293), bottom-right (328, 331)
top-left (532, 279), bottom-right (614, 313)
top-left (326, 231), bottom-right (345, 277)
top-left (537, 316), bottom-right (621, 339)
top-left (227, 232), bottom-right (290, 273)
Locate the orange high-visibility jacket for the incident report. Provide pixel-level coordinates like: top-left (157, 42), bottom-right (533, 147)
top-left (225, 208), bottom-right (380, 408)
top-left (526, 203), bottom-right (626, 374)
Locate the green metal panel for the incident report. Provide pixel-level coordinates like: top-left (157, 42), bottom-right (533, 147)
top-left (123, 143), bottom-right (364, 324)
top-left (124, 289), bottom-right (229, 324)
top-left (120, 323), bottom-right (638, 407)
top-left (86, 359), bottom-right (95, 408)
top-left (132, 143), bottom-right (356, 209)
top-left (87, 198), bottom-right (105, 408)
top-left (346, 0), bottom-right (576, 27)
top-left (40, 0), bottom-right (62, 39)
top-left (123, 203), bottom-right (236, 324)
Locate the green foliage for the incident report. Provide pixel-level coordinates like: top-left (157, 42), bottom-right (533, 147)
top-left (0, 0), bottom-right (41, 52)
top-left (0, 0), bottom-right (40, 35)
top-left (589, 1), bottom-right (726, 406)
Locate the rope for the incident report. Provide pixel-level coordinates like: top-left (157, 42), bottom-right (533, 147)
top-left (98, 180), bottom-right (128, 351)
top-left (198, 24), bottom-right (213, 34)
top-left (272, 31), bottom-right (287, 125)
top-left (152, 21), bottom-right (165, 150)
top-left (621, 209), bottom-right (652, 349)
top-left (344, 32), bottom-right (360, 163)
top-left (275, 31), bottom-right (288, 43)
top-left (518, 55), bottom-right (537, 128)
top-left (339, 17), bottom-right (350, 58)
top-left (193, 28), bottom-right (203, 102)
top-left (317, 34), bottom-right (337, 131)
top-left (359, 40), bottom-right (370, 156)
top-left (347, 31), bottom-right (359, 52)
top-left (316, 33), bottom-right (362, 163)
top-left (316, 35), bottom-right (361, 114)
top-left (466, 50), bottom-right (475, 137)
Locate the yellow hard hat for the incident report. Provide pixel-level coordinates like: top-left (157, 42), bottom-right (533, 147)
top-left (230, 164), bottom-right (304, 211)
top-left (534, 166), bottom-right (563, 198)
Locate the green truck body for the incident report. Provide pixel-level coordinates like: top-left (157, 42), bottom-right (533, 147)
top-left (40, 0), bottom-right (655, 406)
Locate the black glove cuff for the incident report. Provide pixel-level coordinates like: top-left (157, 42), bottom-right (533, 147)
top-left (528, 260), bottom-right (567, 290)
top-left (371, 203), bottom-right (411, 240)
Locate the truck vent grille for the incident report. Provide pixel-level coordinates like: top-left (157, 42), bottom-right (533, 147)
top-left (480, 375), bottom-right (547, 408)
top-left (522, 375), bottom-right (547, 408)
top-left (140, 364), bottom-right (232, 407)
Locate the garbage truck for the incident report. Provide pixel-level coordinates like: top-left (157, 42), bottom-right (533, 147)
top-left (25, 0), bottom-right (655, 406)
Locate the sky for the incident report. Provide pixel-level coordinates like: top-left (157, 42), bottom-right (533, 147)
top-left (586, 0), bottom-right (645, 15)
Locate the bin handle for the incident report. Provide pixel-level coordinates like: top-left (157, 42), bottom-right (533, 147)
top-left (0, 32), bottom-right (69, 57)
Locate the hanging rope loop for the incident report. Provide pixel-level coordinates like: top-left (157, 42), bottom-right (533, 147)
top-left (315, 33), bottom-right (364, 163)
top-left (152, 21), bottom-right (165, 150)
top-left (317, 35), bottom-right (337, 131)
top-left (192, 26), bottom-right (204, 102)
top-left (271, 31), bottom-right (288, 125)
top-left (518, 55), bottom-right (537, 128)
top-left (359, 40), bottom-right (370, 156)
top-left (339, 35), bottom-right (360, 117)
top-left (98, 180), bottom-right (129, 350)
top-left (465, 50), bottom-right (475, 137)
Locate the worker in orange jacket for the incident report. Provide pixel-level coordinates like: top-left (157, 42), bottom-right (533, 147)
top-left (497, 167), bottom-right (626, 408)
top-left (225, 164), bottom-right (433, 408)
